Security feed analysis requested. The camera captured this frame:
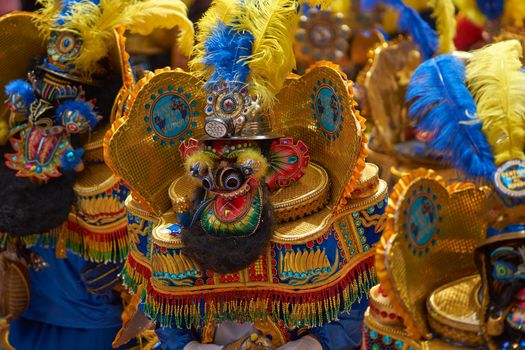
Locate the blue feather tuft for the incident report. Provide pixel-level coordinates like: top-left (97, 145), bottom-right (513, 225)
top-left (56, 0), bottom-right (100, 25)
top-left (5, 79), bottom-right (36, 111)
top-left (360, 0), bottom-right (379, 12)
top-left (380, 0), bottom-right (438, 59)
top-left (56, 99), bottom-right (99, 130)
top-left (476, 0), bottom-right (504, 20)
top-left (60, 148), bottom-right (85, 171)
top-left (406, 54), bottom-right (496, 179)
top-left (202, 22), bottom-right (254, 89)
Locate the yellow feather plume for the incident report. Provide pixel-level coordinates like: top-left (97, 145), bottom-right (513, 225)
top-left (189, 0), bottom-right (241, 81)
top-left (236, 149), bottom-right (269, 180)
top-left (233, 0), bottom-right (299, 109)
top-left (502, 0), bottom-right (525, 27)
top-left (35, 0), bottom-right (194, 73)
top-left (34, 0), bottom-right (61, 38)
top-left (466, 40), bottom-right (525, 165)
top-left (429, 0), bottom-right (456, 54)
top-left (184, 151), bottom-right (215, 175)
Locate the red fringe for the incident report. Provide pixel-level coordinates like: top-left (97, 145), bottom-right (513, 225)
top-left (127, 253), bottom-right (152, 280)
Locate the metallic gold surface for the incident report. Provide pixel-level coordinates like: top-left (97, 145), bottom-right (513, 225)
top-left (108, 64), bottom-right (364, 218)
top-left (74, 162), bottom-right (116, 194)
top-left (377, 170), bottom-right (488, 339)
top-left (427, 275), bottom-right (483, 346)
top-left (427, 275), bottom-right (481, 332)
top-left (361, 39), bottom-right (421, 153)
top-left (274, 179), bottom-right (387, 243)
top-left (0, 13), bottom-right (45, 124)
top-left (364, 310), bottom-right (422, 350)
top-left (369, 284), bottom-right (404, 327)
top-left (272, 65), bottom-right (362, 209)
top-left (106, 70), bottom-right (206, 215)
top-left (0, 256), bottom-right (29, 321)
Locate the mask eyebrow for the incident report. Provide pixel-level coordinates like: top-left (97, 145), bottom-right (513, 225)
top-left (491, 246), bottom-right (520, 262)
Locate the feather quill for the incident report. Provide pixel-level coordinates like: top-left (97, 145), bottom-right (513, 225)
top-left (36, 0), bottom-right (194, 72)
top-left (233, 0), bottom-right (299, 109)
top-left (406, 54), bottom-right (495, 179)
top-left (380, 0), bottom-right (438, 59)
top-left (466, 40), bottom-right (525, 165)
top-left (429, 0), bottom-right (457, 54)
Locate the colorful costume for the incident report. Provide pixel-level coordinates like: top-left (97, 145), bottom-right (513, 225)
top-left (356, 0), bottom-right (463, 185)
top-left (362, 39), bottom-right (525, 349)
top-left (105, 0), bottom-right (387, 349)
top-left (0, 1), bottom-right (193, 349)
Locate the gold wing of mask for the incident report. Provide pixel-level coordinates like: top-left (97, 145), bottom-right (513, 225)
top-left (105, 69), bottom-right (206, 215)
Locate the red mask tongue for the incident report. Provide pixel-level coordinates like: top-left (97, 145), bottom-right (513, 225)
top-left (27, 127), bottom-right (61, 164)
top-left (214, 193), bottom-right (249, 222)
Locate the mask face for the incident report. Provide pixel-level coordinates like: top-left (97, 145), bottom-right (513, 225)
top-left (181, 141), bottom-right (274, 273)
top-left (479, 237), bottom-right (525, 349)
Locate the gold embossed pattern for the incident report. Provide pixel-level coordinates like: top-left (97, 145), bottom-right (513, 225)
top-left (0, 13), bottom-right (45, 124)
top-left (376, 169), bottom-right (488, 339)
top-left (106, 70), bottom-right (206, 215)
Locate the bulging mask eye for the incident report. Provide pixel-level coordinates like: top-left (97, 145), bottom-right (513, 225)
top-left (493, 260), bottom-right (517, 281)
top-left (219, 167), bottom-right (244, 191)
top-left (202, 175), bottom-right (215, 191)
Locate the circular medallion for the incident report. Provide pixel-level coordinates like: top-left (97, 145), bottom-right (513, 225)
top-left (400, 183), bottom-right (444, 256)
top-left (144, 86), bottom-right (198, 146)
top-left (494, 160), bottom-right (525, 198)
top-left (206, 83), bottom-right (252, 122)
top-left (311, 80), bottom-right (344, 140)
top-left (309, 23), bottom-right (335, 48)
top-left (47, 31), bottom-right (83, 70)
top-left (408, 196), bottom-right (436, 246)
top-left (295, 9), bottom-right (350, 63)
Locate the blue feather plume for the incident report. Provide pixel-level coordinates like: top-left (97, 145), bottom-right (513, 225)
top-left (56, 99), bottom-right (99, 130)
top-left (5, 79), bottom-right (36, 111)
top-left (476, 0), bottom-right (504, 20)
top-left (202, 22), bottom-right (254, 89)
top-left (406, 54), bottom-right (496, 179)
top-left (60, 148), bottom-right (84, 171)
top-left (380, 0), bottom-right (438, 59)
top-left (360, 0), bottom-right (379, 12)
top-left (56, 0), bottom-right (100, 25)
